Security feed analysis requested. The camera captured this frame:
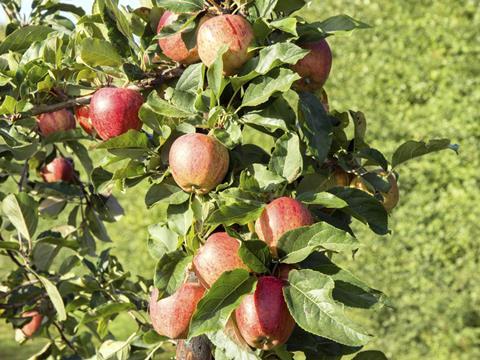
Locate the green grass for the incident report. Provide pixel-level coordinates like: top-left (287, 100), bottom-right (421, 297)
top-left (1, 0), bottom-right (479, 359)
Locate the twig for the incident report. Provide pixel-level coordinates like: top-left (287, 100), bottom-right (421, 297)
top-left (53, 321), bottom-right (78, 354)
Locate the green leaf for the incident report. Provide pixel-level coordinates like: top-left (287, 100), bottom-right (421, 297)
top-left (238, 240), bottom-right (271, 273)
top-left (296, 192), bottom-right (347, 208)
top-left (154, 251), bottom-right (192, 296)
top-left (277, 222), bottom-right (359, 264)
top-left (189, 269), bottom-right (257, 338)
top-left (147, 224), bottom-right (179, 258)
top-left (207, 45), bottom-right (228, 100)
top-left (2, 193), bottom-right (38, 242)
top-left (141, 91), bottom-right (194, 118)
top-left (392, 139), bottom-right (458, 168)
top-left (241, 68), bottom-right (300, 108)
top-left (269, 133), bottom-right (303, 183)
top-left (352, 350), bottom-right (389, 360)
top-left (318, 15), bottom-right (371, 33)
top-left (39, 276), bottom-right (66, 321)
top-left (328, 187), bottom-right (388, 235)
top-left (249, 164), bottom-right (286, 192)
top-left (356, 148), bottom-right (388, 170)
top-left (145, 183), bottom-right (190, 208)
top-left (95, 130), bottom-right (148, 149)
top-left (82, 302), bottom-right (135, 324)
top-left (167, 203), bottom-right (194, 236)
top-left (79, 38), bottom-right (123, 67)
top-left (208, 329), bottom-right (261, 360)
top-left (158, 0), bottom-right (204, 13)
top-left (0, 241), bottom-right (20, 251)
top-left (86, 207), bottom-right (111, 242)
top-left (0, 26), bottom-right (55, 55)
top-left (207, 202), bottom-right (264, 227)
top-left (176, 63), bottom-right (204, 92)
top-left (284, 269), bottom-right (372, 346)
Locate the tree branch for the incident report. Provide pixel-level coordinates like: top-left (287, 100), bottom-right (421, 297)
top-left (53, 321), bottom-right (78, 354)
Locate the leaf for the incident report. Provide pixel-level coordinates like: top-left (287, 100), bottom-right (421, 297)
top-left (269, 133), bottom-right (303, 183)
top-left (82, 302), bottom-right (135, 324)
top-left (188, 269), bottom-right (257, 338)
top-left (154, 251), bottom-right (192, 296)
top-left (79, 38), bottom-right (123, 67)
top-left (145, 183), bottom-right (190, 208)
top-left (238, 240), bottom-right (271, 273)
top-left (208, 328), bottom-right (261, 360)
top-left (147, 224), bottom-right (179, 258)
top-left (207, 45), bottom-right (228, 100)
top-left (0, 26), bottom-right (55, 55)
top-left (352, 350), bottom-right (389, 360)
top-left (241, 68), bottom-right (300, 108)
top-left (86, 207), bottom-right (111, 242)
top-left (0, 241), bottom-right (20, 251)
top-left (39, 276), bottom-right (66, 321)
top-left (284, 269), bottom-right (372, 346)
top-left (318, 15), bottom-right (371, 33)
top-left (277, 222), bottom-right (359, 264)
top-left (297, 192), bottom-right (347, 208)
top-left (392, 139), bottom-right (458, 168)
top-left (2, 193), bottom-right (38, 242)
top-left (167, 203), bottom-right (194, 236)
top-left (249, 164), bottom-right (286, 192)
top-left (176, 63), bottom-right (204, 92)
top-left (158, 0), bottom-right (204, 13)
top-left (98, 340), bottom-right (131, 360)
top-left (95, 130), bottom-right (148, 149)
top-left (356, 148), bottom-right (388, 170)
top-left (298, 92), bottom-right (333, 164)
top-left (207, 202), bottom-right (264, 226)
top-left (141, 91), bottom-right (194, 118)
top-left (328, 187), bottom-right (388, 235)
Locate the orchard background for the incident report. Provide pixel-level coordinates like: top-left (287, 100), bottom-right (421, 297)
top-left (0, 0), bottom-right (479, 359)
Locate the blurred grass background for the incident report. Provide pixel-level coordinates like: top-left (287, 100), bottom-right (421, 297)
top-left (1, 0), bottom-right (479, 359)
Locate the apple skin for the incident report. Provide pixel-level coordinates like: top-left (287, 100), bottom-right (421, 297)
top-left (21, 311), bottom-right (43, 338)
top-left (255, 197), bottom-right (314, 257)
top-left (40, 157), bottom-right (75, 183)
top-left (75, 105), bottom-right (95, 136)
top-left (158, 12), bottom-right (210, 64)
top-left (292, 39), bottom-right (332, 92)
top-left (90, 88), bottom-right (144, 140)
top-left (235, 276), bottom-right (295, 350)
top-left (149, 284), bottom-right (206, 339)
top-left (193, 232), bottom-right (249, 287)
top-left (350, 170), bottom-right (399, 212)
top-left (197, 14), bottom-right (254, 75)
top-left (176, 336), bottom-right (212, 360)
top-left (37, 109), bottom-right (75, 137)
top-left (169, 133), bottom-right (229, 195)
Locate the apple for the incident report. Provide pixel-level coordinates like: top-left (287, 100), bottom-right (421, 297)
top-left (255, 197), bottom-right (314, 257)
top-left (37, 109), bottom-right (75, 136)
top-left (293, 38), bottom-right (332, 92)
top-left (197, 14), bottom-right (254, 75)
top-left (176, 336), bottom-right (212, 360)
top-left (149, 284), bottom-right (205, 339)
top-left (193, 232), bottom-right (249, 287)
top-left (350, 170), bottom-right (400, 212)
top-left (157, 12), bottom-right (210, 64)
top-left (75, 105), bottom-right (95, 136)
top-left (40, 157), bottom-right (75, 183)
top-left (20, 311), bottom-right (43, 338)
top-left (90, 87), bottom-right (144, 140)
top-left (332, 166), bottom-right (350, 187)
top-left (235, 276), bottom-right (295, 350)
top-left (169, 133), bottom-right (229, 195)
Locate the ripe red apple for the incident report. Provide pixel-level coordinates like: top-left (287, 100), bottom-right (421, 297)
top-left (255, 197), bottom-right (314, 257)
top-left (75, 105), bottom-right (95, 136)
top-left (193, 232), bottom-right (249, 287)
top-left (20, 311), bottom-right (43, 338)
top-left (149, 284), bottom-right (205, 339)
top-left (169, 133), bottom-right (229, 194)
top-left (197, 14), bottom-right (254, 75)
top-left (40, 157), bottom-right (75, 183)
top-left (37, 109), bottom-right (75, 136)
top-left (157, 12), bottom-right (210, 64)
top-left (350, 170), bottom-right (399, 212)
top-left (90, 87), bottom-right (144, 140)
top-left (292, 38), bottom-right (332, 92)
top-left (235, 276), bottom-right (295, 350)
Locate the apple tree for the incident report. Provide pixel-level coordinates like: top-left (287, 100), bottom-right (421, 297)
top-left (0, 0), bottom-right (457, 359)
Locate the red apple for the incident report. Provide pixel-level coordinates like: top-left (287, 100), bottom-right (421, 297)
top-left (75, 105), bottom-right (95, 136)
top-left (193, 232), bottom-right (249, 287)
top-left (149, 284), bottom-right (206, 339)
top-left (255, 197), bottom-right (314, 257)
top-left (169, 133), bottom-right (229, 194)
top-left (157, 12), bottom-right (210, 64)
top-left (293, 38), bottom-right (332, 92)
top-left (197, 14), bottom-right (254, 75)
top-left (40, 157), bottom-right (75, 183)
top-left (37, 109), bottom-right (75, 136)
top-left (235, 276), bottom-right (295, 350)
top-left (90, 87), bottom-right (144, 140)
top-left (20, 311), bottom-right (43, 338)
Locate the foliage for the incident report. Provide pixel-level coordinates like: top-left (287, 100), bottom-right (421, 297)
top-left (0, 0), bottom-right (465, 359)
